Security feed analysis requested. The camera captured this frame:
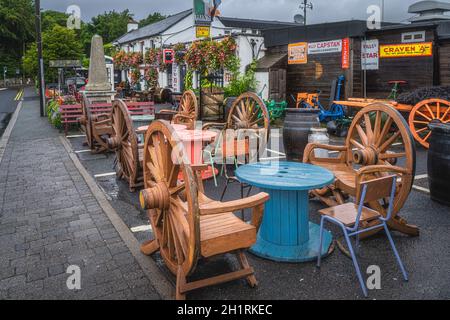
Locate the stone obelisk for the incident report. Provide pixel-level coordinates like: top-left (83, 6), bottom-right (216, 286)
top-left (84, 35), bottom-right (114, 103)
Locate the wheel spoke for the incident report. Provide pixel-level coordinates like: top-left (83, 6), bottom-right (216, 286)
top-left (379, 152), bottom-right (406, 160)
top-left (373, 111), bottom-right (381, 144)
top-left (376, 116), bottom-right (392, 148)
top-left (380, 131), bottom-right (401, 152)
top-left (350, 138), bottom-right (364, 149)
top-left (440, 106), bottom-right (450, 121)
top-left (363, 113), bottom-right (374, 144)
top-left (423, 131), bottom-right (432, 142)
top-left (416, 110), bottom-right (432, 121)
top-left (356, 124), bottom-right (369, 146)
top-left (424, 104), bottom-right (435, 119)
top-left (413, 120), bottom-right (429, 125)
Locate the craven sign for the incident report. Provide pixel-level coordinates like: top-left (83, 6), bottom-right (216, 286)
top-left (380, 42), bottom-right (433, 58)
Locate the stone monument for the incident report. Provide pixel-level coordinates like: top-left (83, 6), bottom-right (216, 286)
top-left (84, 34), bottom-right (114, 103)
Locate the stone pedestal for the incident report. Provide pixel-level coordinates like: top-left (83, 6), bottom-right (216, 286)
top-left (85, 34), bottom-right (115, 102)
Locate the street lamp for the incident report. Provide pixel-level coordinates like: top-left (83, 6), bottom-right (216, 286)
top-left (35, 0), bottom-right (45, 117)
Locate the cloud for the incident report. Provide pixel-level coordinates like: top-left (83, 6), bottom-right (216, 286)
top-left (40, 0), bottom-right (424, 24)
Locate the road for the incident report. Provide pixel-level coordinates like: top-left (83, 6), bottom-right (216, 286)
top-left (0, 87), bottom-right (23, 137)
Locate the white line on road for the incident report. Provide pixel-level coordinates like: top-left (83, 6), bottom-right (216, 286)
top-left (412, 185), bottom-right (430, 194)
top-left (131, 225), bottom-right (153, 233)
top-left (415, 174), bottom-right (428, 180)
top-left (66, 134), bottom-right (86, 138)
top-left (94, 172), bottom-right (116, 178)
top-left (75, 150), bottom-right (91, 154)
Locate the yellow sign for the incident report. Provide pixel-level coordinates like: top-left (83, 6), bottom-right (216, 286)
top-left (380, 42), bottom-right (433, 58)
top-left (288, 42), bottom-right (308, 64)
top-left (196, 26), bottom-right (211, 38)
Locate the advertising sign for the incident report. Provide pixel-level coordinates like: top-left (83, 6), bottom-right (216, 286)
top-left (49, 60), bottom-right (82, 68)
top-left (288, 42), bottom-right (308, 65)
top-left (163, 49), bottom-right (175, 64)
top-left (342, 38), bottom-right (350, 69)
top-left (361, 39), bottom-right (379, 70)
top-left (196, 26), bottom-right (211, 38)
top-left (194, 0), bottom-right (212, 25)
top-left (380, 42), bottom-right (433, 58)
top-left (308, 39), bottom-right (342, 54)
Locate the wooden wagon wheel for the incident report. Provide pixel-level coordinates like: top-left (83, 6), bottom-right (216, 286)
top-left (347, 103), bottom-right (417, 235)
top-left (173, 90), bottom-right (198, 129)
top-left (227, 92), bottom-right (270, 152)
top-left (409, 99), bottom-right (450, 149)
top-left (107, 100), bottom-right (140, 190)
top-left (140, 121), bottom-right (200, 277)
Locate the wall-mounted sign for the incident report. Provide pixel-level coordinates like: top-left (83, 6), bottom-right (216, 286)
top-left (361, 39), bottom-right (379, 70)
top-left (194, 0), bottom-right (212, 26)
top-left (163, 49), bottom-right (175, 64)
top-left (288, 42), bottom-right (308, 64)
top-left (380, 42), bottom-right (433, 58)
top-left (342, 38), bottom-right (350, 69)
top-left (308, 39), bottom-right (342, 55)
top-left (196, 25), bottom-right (211, 38)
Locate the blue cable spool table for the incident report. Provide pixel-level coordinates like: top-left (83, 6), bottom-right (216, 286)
top-left (236, 161), bottom-right (335, 263)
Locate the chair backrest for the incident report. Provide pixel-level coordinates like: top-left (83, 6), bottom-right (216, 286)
top-left (354, 175), bottom-right (397, 230)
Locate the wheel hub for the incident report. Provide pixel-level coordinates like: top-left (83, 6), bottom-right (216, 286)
top-left (140, 182), bottom-right (170, 210)
top-left (353, 146), bottom-right (378, 165)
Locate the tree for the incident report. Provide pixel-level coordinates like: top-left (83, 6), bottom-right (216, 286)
top-left (41, 10), bottom-right (69, 32)
top-left (87, 10), bottom-right (133, 45)
top-left (0, 0), bottom-right (34, 77)
top-left (139, 12), bottom-right (166, 28)
top-left (23, 25), bottom-right (83, 82)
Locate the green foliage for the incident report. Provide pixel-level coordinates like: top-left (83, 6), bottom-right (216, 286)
top-left (23, 25), bottom-right (83, 83)
top-left (224, 60), bottom-right (258, 98)
top-left (0, 0), bottom-right (34, 77)
top-left (87, 10), bottom-right (133, 45)
top-left (42, 10), bottom-right (69, 32)
top-left (46, 99), bottom-right (62, 129)
top-left (184, 69), bottom-right (194, 91)
top-left (139, 13), bottom-right (166, 28)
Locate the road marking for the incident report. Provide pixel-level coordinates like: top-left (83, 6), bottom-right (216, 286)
top-left (67, 134), bottom-right (86, 138)
top-left (14, 89), bottom-right (24, 101)
top-left (415, 174), bottom-right (428, 180)
top-left (0, 101), bottom-right (23, 165)
top-left (75, 150), bottom-right (91, 154)
top-left (131, 225), bottom-right (153, 233)
top-left (266, 148), bottom-right (286, 156)
top-left (412, 185), bottom-right (430, 194)
top-left (94, 172), bottom-right (116, 178)
top-left (0, 88), bottom-right (6, 91)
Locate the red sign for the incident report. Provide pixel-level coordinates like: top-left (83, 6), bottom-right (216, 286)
top-left (342, 38), bottom-right (350, 69)
top-left (163, 49), bottom-right (175, 64)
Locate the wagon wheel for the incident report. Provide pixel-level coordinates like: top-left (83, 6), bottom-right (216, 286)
top-left (173, 90), bottom-right (198, 129)
top-left (409, 99), bottom-right (450, 149)
top-left (227, 92), bottom-right (270, 153)
top-left (140, 121), bottom-right (200, 277)
top-left (108, 100), bottom-right (139, 188)
top-left (346, 103), bottom-right (416, 234)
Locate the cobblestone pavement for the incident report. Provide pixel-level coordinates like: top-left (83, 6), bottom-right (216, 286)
top-left (0, 90), bottom-right (160, 300)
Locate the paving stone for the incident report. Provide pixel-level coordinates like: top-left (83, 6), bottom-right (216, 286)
top-left (0, 95), bottom-right (160, 300)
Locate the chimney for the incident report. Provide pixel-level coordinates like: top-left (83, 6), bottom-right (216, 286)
top-left (127, 18), bottom-right (139, 32)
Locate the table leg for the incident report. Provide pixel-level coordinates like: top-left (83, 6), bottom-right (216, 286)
top-left (250, 188), bottom-right (332, 263)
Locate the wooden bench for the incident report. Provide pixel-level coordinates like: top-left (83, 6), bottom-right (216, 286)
top-left (59, 104), bottom-right (82, 135)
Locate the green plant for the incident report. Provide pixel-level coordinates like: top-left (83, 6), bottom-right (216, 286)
top-left (224, 60), bottom-right (258, 98)
top-left (184, 69), bottom-right (194, 91)
top-left (46, 99), bottom-right (62, 129)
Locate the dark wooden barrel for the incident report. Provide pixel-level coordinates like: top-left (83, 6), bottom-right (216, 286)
top-left (428, 123), bottom-right (450, 206)
top-left (283, 109), bottom-right (320, 161)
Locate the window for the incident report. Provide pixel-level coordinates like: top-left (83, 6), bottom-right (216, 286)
top-left (402, 31), bottom-right (426, 43)
top-left (149, 40), bottom-right (155, 49)
top-left (140, 41), bottom-right (144, 53)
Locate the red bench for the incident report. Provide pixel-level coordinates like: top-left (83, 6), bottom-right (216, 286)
top-left (60, 104), bottom-right (82, 135)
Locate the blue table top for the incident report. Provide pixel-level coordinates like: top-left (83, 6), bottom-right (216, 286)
top-left (236, 161), bottom-right (335, 191)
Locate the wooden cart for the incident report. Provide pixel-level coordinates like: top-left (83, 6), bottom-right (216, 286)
top-left (335, 98), bottom-right (450, 148)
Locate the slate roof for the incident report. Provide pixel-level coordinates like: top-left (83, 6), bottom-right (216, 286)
top-left (115, 9), bottom-right (192, 44)
top-left (218, 17), bottom-right (299, 30)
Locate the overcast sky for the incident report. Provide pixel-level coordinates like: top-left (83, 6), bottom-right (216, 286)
top-left (41, 0), bottom-right (431, 24)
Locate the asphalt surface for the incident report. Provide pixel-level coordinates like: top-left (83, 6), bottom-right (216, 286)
top-left (0, 88), bottom-right (22, 137)
top-left (64, 115), bottom-right (449, 300)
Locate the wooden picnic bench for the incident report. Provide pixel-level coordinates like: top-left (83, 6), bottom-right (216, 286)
top-left (59, 104), bottom-right (82, 135)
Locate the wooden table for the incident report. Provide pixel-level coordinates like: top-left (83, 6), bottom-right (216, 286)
top-left (176, 129), bottom-right (218, 180)
top-left (236, 161), bottom-right (335, 262)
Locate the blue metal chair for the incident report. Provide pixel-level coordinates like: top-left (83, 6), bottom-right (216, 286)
top-left (316, 175), bottom-right (408, 297)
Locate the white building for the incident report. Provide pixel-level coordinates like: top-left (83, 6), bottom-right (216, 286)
top-left (113, 9), bottom-right (297, 98)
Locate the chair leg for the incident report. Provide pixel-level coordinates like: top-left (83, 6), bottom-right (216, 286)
top-left (383, 223), bottom-right (408, 281)
top-left (317, 217), bottom-right (325, 268)
top-left (236, 250), bottom-right (258, 288)
top-left (176, 266), bottom-right (187, 300)
top-left (344, 232), bottom-right (368, 297)
top-left (220, 178), bottom-right (231, 201)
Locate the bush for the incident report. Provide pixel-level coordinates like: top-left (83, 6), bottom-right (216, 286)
top-left (224, 60), bottom-right (258, 98)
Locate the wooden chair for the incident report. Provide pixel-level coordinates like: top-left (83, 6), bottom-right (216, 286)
top-left (317, 175), bottom-right (408, 297)
top-left (156, 90), bottom-right (198, 129)
top-left (303, 103), bottom-right (418, 237)
top-left (138, 121), bottom-right (269, 300)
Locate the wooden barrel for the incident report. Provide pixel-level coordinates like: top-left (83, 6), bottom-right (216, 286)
top-left (428, 123), bottom-right (450, 206)
top-left (283, 109), bottom-right (320, 162)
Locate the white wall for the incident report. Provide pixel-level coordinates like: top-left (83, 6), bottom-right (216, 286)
top-left (255, 72), bottom-right (269, 100)
top-left (236, 35), bottom-right (265, 74)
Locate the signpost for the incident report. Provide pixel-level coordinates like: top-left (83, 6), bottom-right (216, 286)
top-left (3, 66), bottom-right (6, 85)
top-left (361, 39), bottom-right (379, 70)
top-left (49, 60), bottom-right (82, 68)
top-left (380, 42), bottom-right (433, 58)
